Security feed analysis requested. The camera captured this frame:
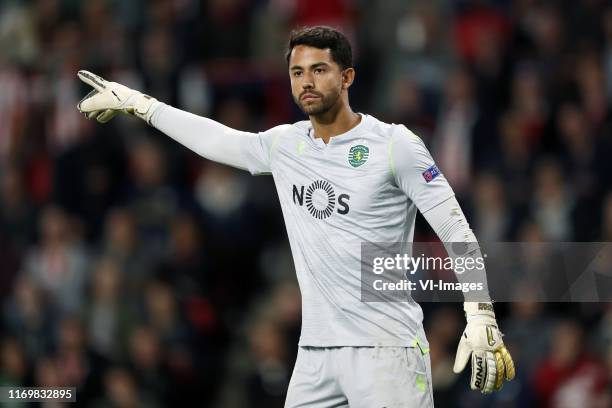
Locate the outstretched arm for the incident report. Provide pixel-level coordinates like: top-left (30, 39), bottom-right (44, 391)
top-left (149, 104), bottom-right (252, 170)
top-left (76, 70), bottom-right (253, 170)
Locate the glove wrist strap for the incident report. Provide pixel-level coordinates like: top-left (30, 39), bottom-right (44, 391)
top-left (464, 302), bottom-right (496, 321)
top-left (131, 94), bottom-right (158, 124)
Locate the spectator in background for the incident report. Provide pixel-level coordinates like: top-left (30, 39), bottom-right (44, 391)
top-left (503, 288), bottom-right (553, 379)
top-left (453, 0), bottom-right (511, 110)
top-left (35, 356), bottom-right (62, 389)
top-left (384, 76), bottom-right (436, 140)
top-left (46, 22), bottom-right (90, 153)
top-left (271, 282), bottom-right (302, 359)
top-left (199, 0), bottom-right (254, 61)
top-left (366, 1), bottom-right (451, 117)
top-left (0, 63), bottom-right (29, 159)
top-left (80, 0), bottom-right (133, 71)
top-left (83, 257), bottom-right (135, 361)
top-left (140, 26), bottom-right (179, 106)
top-left (425, 307), bottom-right (462, 407)
top-left (194, 160), bottom-right (263, 309)
top-left (575, 52), bottom-right (608, 132)
top-left (100, 208), bottom-right (152, 295)
top-left (534, 320), bottom-right (608, 408)
top-left (557, 103), bottom-right (596, 200)
top-left (0, 337), bottom-right (30, 388)
top-left (496, 110), bottom-right (535, 211)
top-left (508, 65), bottom-right (547, 150)
top-left (0, 162), bottom-right (37, 253)
top-left (23, 206), bottom-right (89, 315)
top-left (470, 172), bottom-right (512, 242)
top-left (246, 318), bottom-right (290, 408)
top-left (0, 234), bottom-right (21, 307)
top-left (93, 366), bottom-right (159, 408)
top-left (142, 280), bottom-right (195, 369)
top-left (157, 213), bottom-right (209, 299)
top-left (433, 68), bottom-right (481, 197)
top-left (53, 316), bottom-right (108, 405)
top-left (3, 275), bottom-right (55, 359)
top-left (555, 102), bottom-right (604, 240)
top-left (530, 158), bottom-right (574, 241)
top-left (124, 139), bottom-right (180, 254)
top-left (195, 162), bottom-right (251, 231)
top-left (524, 4), bottom-right (567, 100)
top-left (127, 325), bottom-right (169, 404)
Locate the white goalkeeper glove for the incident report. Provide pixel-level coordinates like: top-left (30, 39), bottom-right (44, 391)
top-left (453, 302), bottom-right (516, 393)
top-left (76, 70), bottom-right (158, 124)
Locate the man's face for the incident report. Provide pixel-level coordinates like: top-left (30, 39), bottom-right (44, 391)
top-left (288, 45), bottom-right (344, 116)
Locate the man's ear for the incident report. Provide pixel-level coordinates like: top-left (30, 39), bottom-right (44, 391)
top-left (342, 68), bottom-right (355, 90)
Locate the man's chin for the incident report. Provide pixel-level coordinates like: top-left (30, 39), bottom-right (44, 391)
top-left (300, 103), bottom-right (326, 116)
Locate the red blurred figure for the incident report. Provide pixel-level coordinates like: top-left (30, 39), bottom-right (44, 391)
top-left (534, 320), bottom-right (608, 408)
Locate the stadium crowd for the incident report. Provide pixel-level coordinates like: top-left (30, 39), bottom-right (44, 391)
top-left (0, 0), bottom-right (612, 406)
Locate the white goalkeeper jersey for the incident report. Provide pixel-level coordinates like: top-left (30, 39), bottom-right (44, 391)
top-left (241, 114), bottom-right (455, 347)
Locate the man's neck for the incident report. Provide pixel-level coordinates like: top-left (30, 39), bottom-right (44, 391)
top-left (309, 104), bottom-right (361, 144)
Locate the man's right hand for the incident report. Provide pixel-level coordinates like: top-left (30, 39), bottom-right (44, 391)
top-left (76, 70), bottom-right (157, 124)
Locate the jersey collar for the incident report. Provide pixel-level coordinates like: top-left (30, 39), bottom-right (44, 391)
top-left (306, 113), bottom-right (367, 149)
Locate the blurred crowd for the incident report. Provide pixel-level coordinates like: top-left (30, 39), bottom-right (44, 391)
top-left (1, 0), bottom-right (612, 406)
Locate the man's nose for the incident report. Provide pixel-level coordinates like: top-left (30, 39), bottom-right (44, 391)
top-left (301, 73), bottom-right (314, 89)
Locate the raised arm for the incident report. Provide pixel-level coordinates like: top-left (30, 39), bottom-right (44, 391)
top-left (149, 104), bottom-right (252, 170)
top-left (76, 70), bottom-right (252, 170)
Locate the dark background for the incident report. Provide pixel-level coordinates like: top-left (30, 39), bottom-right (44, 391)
top-left (0, 0), bottom-right (611, 406)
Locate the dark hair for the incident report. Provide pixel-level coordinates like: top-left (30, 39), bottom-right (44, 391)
top-left (285, 26), bottom-right (353, 70)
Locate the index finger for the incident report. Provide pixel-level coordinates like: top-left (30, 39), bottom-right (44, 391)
top-left (77, 70), bottom-right (108, 92)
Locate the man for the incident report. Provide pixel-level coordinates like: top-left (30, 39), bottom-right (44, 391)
top-left (77, 26), bottom-right (514, 407)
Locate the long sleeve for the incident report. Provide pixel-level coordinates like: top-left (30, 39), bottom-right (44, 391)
top-left (389, 125), bottom-right (454, 213)
top-left (422, 196), bottom-right (477, 243)
top-left (149, 102), bottom-right (255, 170)
top-left (423, 196), bottom-right (491, 302)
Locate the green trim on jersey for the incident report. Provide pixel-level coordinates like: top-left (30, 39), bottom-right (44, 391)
top-left (388, 131), bottom-right (397, 178)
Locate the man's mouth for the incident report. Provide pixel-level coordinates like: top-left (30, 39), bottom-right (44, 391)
top-left (301, 93), bottom-right (320, 101)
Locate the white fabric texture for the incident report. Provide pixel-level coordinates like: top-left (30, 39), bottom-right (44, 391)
top-left (285, 346), bottom-right (434, 408)
top-left (150, 102), bottom-right (254, 171)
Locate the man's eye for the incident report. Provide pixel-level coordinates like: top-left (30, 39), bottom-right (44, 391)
top-left (293, 71), bottom-right (302, 77)
top-left (314, 68), bottom-right (324, 74)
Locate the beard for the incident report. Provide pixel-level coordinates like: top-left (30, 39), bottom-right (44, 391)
top-left (293, 89), bottom-right (341, 116)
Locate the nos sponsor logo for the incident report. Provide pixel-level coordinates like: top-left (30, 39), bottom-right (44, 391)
top-left (292, 180), bottom-right (350, 219)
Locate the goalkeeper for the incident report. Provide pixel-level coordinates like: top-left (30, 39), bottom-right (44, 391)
top-left (77, 26), bottom-right (514, 407)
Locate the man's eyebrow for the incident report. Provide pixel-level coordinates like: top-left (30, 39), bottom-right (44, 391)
top-left (289, 62), bottom-right (331, 71)
top-left (310, 62), bottom-right (330, 69)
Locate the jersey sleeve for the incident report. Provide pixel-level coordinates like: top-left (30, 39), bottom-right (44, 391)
top-left (389, 125), bottom-right (455, 213)
top-left (240, 125), bottom-right (288, 175)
